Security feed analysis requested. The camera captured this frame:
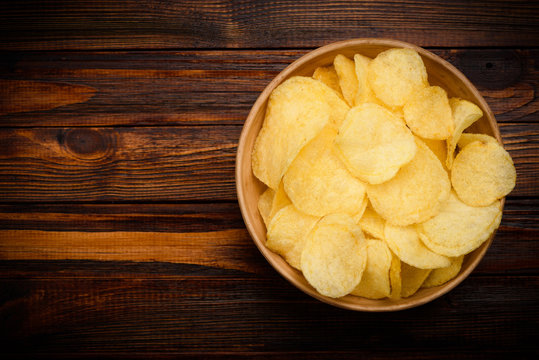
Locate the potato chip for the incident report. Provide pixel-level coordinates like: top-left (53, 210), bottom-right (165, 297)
top-left (352, 194), bottom-right (369, 224)
top-left (418, 192), bottom-right (502, 257)
top-left (403, 86), bottom-right (454, 140)
top-left (419, 137), bottom-right (447, 170)
top-left (351, 239), bottom-right (392, 299)
top-left (422, 256), bottom-right (464, 288)
top-left (384, 223), bottom-right (451, 269)
top-left (389, 253), bottom-right (402, 299)
top-left (457, 133), bottom-right (498, 149)
top-left (301, 214), bottom-right (367, 298)
top-left (267, 204), bottom-right (319, 270)
top-left (367, 138), bottom-right (450, 226)
top-left (446, 98), bottom-right (483, 169)
top-left (258, 188), bottom-right (275, 227)
top-left (283, 126), bottom-right (366, 217)
top-left (335, 103), bottom-right (417, 184)
top-left (252, 76), bottom-right (349, 189)
top-left (334, 54), bottom-right (358, 107)
top-left (313, 65), bottom-right (343, 97)
top-left (358, 206), bottom-right (386, 240)
top-left (400, 263), bottom-right (431, 298)
top-left (451, 141), bottom-right (516, 207)
top-left (269, 182), bottom-right (291, 221)
top-left (368, 48), bottom-right (429, 107)
top-left (353, 54), bottom-right (379, 105)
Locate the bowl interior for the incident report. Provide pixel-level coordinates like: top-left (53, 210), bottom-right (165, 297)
top-left (236, 39), bottom-right (502, 311)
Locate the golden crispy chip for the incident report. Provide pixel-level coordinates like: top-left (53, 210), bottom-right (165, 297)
top-left (358, 206), bottom-right (386, 240)
top-left (354, 54), bottom-right (380, 105)
top-left (367, 138), bottom-right (450, 226)
top-left (368, 48), bottom-right (429, 107)
top-left (266, 204), bottom-right (319, 270)
top-left (457, 133), bottom-right (498, 149)
top-left (301, 214), bottom-right (367, 298)
top-left (313, 65), bottom-right (343, 97)
top-left (352, 194), bottom-right (369, 224)
top-left (451, 141), bottom-right (516, 207)
top-left (258, 188), bottom-right (275, 227)
top-left (422, 256), bottom-right (464, 288)
top-left (334, 54), bottom-right (358, 107)
top-left (418, 192), bottom-right (502, 257)
top-left (400, 263), bottom-right (431, 298)
top-left (384, 223), bottom-right (451, 269)
top-left (252, 76), bottom-right (351, 189)
top-left (269, 182), bottom-right (291, 221)
top-left (420, 137), bottom-right (448, 171)
top-left (283, 127), bottom-right (366, 217)
top-left (335, 103), bottom-right (417, 184)
top-left (446, 98), bottom-right (483, 169)
top-left (351, 239), bottom-right (392, 299)
top-left (389, 252), bottom-right (402, 299)
top-left (403, 86), bottom-right (454, 140)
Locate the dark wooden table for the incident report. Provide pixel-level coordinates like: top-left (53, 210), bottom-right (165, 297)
top-left (0, 1), bottom-right (538, 358)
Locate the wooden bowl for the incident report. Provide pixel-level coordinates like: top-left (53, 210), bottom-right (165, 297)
top-left (236, 39), bottom-right (502, 311)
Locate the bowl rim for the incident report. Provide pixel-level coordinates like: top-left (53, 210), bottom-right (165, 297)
top-left (235, 38), bottom-right (502, 311)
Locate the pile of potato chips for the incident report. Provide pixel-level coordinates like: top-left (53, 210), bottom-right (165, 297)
top-left (252, 48), bottom-right (516, 299)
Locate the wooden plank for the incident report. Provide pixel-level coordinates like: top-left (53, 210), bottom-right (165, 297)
top-left (0, 126), bottom-right (240, 201)
top-left (0, 274), bottom-right (536, 354)
top-left (0, 1), bottom-right (538, 50)
top-left (0, 125), bottom-right (535, 201)
top-left (0, 49), bottom-right (536, 127)
top-left (0, 198), bottom-right (536, 275)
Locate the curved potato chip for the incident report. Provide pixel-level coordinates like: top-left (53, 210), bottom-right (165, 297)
top-left (351, 194), bottom-right (369, 223)
top-left (351, 239), bottom-right (392, 299)
top-left (283, 127), bottom-right (366, 217)
top-left (358, 206), bottom-right (386, 240)
top-left (267, 204), bottom-right (319, 270)
top-left (313, 65), bottom-right (343, 97)
top-left (301, 214), bottom-right (367, 298)
top-left (446, 98), bottom-right (483, 169)
top-left (269, 182), bottom-right (291, 221)
top-left (368, 48), bottom-right (428, 107)
top-left (354, 54), bottom-right (380, 105)
top-left (384, 223), bottom-right (451, 269)
top-left (400, 263), bottom-right (431, 298)
top-left (403, 86), bottom-right (453, 140)
top-left (457, 133), bottom-right (498, 149)
top-left (367, 138), bottom-right (450, 226)
top-left (451, 141), bottom-right (516, 207)
top-left (258, 188), bottom-right (275, 227)
top-left (335, 103), bottom-right (417, 184)
top-left (418, 192), bottom-right (502, 257)
top-left (334, 54), bottom-right (358, 106)
top-left (389, 252), bottom-right (402, 299)
top-left (420, 137), bottom-right (448, 171)
top-left (422, 256), bottom-right (464, 288)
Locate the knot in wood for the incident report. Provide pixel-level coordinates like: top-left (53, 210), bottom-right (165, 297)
top-left (456, 50), bottom-right (522, 90)
top-left (60, 129), bottom-right (114, 161)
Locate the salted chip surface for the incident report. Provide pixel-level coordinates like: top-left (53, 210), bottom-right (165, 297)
top-left (301, 214), bottom-right (367, 298)
top-left (400, 263), bottom-right (431, 298)
top-left (266, 204), bottom-right (319, 270)
top-left (258, 188), bottom-right (275, 227)
top-left (252, 76), bottom-right (344, 189)
top-left (354, 54), bottom-right (379, 105)
top-left (446, 98), bottom-right (483, 169)
top-left (422, 256), bottom-right (464, 288)
top-left (313, 65), bottom-right (343, 96)
top-left (367, 138), bottom-right (450, 226)
top-left (384, 223), bottom-right (451, 269)
top-left (334, 54), bottom-right (358, 106)
top-left (457, 133), bottom-right (498, 149)
top-left (351, 195), bottom-right (369, 224)
top-left (351, 239), bottom-right (392, 299)
top-left (418, 192), bottom-right (502, 257)
top-left (451, 141), bottom-right (516, 207)
top-left (358, 207), bottom-right (386, 240)
top-left (403, 86), bottom-right (454, 140)
top-left (283, 127), bottom-right (366, 217)
top-left (368, 48), bottom-right (428, 107)
top-left (335, 103), bottom-right (417, 184)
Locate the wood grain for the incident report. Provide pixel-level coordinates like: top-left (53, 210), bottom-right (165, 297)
top-left (0, 49), bottom-right (536, 127)
top-left (0, 1), bottom-right (538, 50)
top-left (0, 273), bottom-right (536, 355)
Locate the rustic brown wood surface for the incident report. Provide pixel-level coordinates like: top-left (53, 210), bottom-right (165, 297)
top-left (0, 1), bottom-right (537, 358)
